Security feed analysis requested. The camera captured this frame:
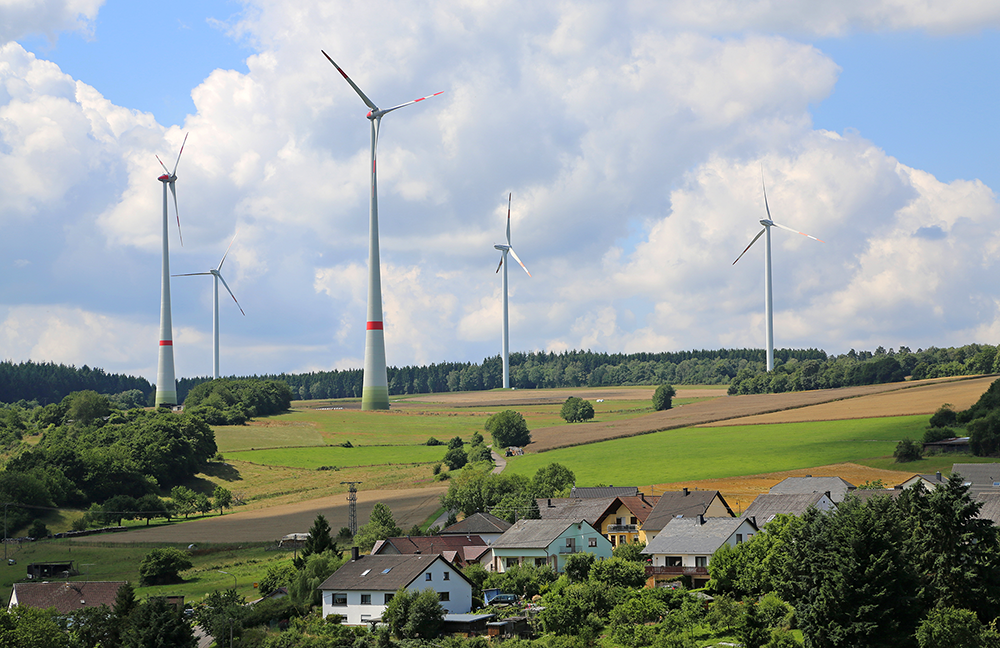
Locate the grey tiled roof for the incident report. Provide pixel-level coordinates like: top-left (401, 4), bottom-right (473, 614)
top-left (976, 492), bottom-right (1000, 526)
top-left (569, 486), bottom-right (638, 498)
top-left (536, 497), bottom-right (617, 526)
top-left (491, 519), bottom-right (581, 549)
top-left (741, 493), bottom-right (828, 523)
top-left (642, 517), bottom-right (754, 556)
top-left (318, 554), bottom-right (464, 592)
top-left (952, 464), bottom-right (1000, 495)
top-left (643, 490), bottom-right (732, 533)
top-left (768, 476), bottom-right (855, 503)
top-left (441, 512), bottom-right (512, 535)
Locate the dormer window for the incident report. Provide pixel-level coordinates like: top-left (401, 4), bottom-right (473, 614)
top-left (425, 573), bottom-right (432, 581)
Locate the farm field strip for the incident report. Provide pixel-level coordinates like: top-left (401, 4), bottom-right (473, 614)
top-left (227, 444), bottom-right (454, 469)
top-left (504, 415), bottom-right (930, 486)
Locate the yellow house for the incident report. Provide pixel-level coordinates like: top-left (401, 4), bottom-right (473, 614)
top-left (597, 495), bottom-right (659, 547)
top-left (640, 488), bottom-right (736, 543)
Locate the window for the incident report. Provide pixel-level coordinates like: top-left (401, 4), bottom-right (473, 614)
top-left (438, 592), bottom-right (450, 602)
top-left (425, 573), bottom-right (432, 581)
top-left (630, 516), bottom-right (637, 525)
top-left (588, 537), bottom-right (597, 548)
top-left (609, 535), bottom-right (616, 547)
top-left (443, 572), bottom-right (450, 581)
top-left (361, 594), bottom-right (371, 605)
top-left (736, 534), bottom-right (743, 544)
top-left (566, 538), bottom-right (573, 547)
top-left (695, 556), bottom-right (708, 568)
top-left (333, 593), bottom-right (347, 606)
top-left (535, 558), bottom-right (546, 567)
top-left (384, 593), bottom-right (394, 604)
top-left (665, 557), bottom-right (682, 567)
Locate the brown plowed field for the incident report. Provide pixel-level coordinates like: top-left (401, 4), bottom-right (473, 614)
top-left (526, 376), bottom-right (993, 453)
top-left (80, 486), bottom-right (447, 545)
top-left (650, 462), bottom-right (919, 513)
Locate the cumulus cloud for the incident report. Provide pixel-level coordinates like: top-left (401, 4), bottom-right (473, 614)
top-left (0, 0), bottom-right (103, 44)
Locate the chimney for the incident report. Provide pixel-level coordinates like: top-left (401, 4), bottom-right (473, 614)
top-left (351, 547), bottom-right (359, 561)
top-left (825, 491), bottom-right (831, 500)
top-left (750, 516), bottom-right (756, 527)
top-left (683, 487), bottom-right (689, 496)
top-left (936, 471), bottom-right (942, 482)
top-left (697, 514), bottom-right (705, 525)
top-left (547, 499), bottom-right (552, 507)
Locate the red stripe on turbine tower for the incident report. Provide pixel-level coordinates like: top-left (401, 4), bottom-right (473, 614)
top-left (159, 340), bottom-right (173, 346)
top-left (366, 321), bottom-right (383, 330)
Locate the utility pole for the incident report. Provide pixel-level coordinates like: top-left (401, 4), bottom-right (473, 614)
top-left (340, 482), bottom-right (362, 536)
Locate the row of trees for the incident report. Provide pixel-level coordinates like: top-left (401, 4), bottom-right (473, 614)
top-left (0, 360), bottom-right (152, 405)
top-left (441, 462), bottom-right (576, 522)
top-left (183, 378), bottom-right (294, 425)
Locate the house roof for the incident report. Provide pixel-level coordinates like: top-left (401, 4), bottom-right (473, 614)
top-left (536, 497), bottom-right (618, 526)
top-left (10, 581), bottom-right (126, 614)
top-left (441, 512), bottom-right (512, 536)
top-left (569, 486), bottom-right (638, 498)
top-left (491, 519), bottom-right (589, 549)
top-left (768, 476), bottom-right (855, 503)
top-left (371, 535), bottom-right (489, 559)
top-left (642, 517), bottom-right (756, 556)
top-left (741, 493), bottom-right (829, 524)
top-left (317, 554), bottom-right (471, 592)
top-left (616, 495), bottom-right (659, 523)
top-left (898, 472), bottom-right (948, 489)
top-left (643, 490), bottom-right (733, 533)
top-left (952, 464), bottom-right (1000, 495)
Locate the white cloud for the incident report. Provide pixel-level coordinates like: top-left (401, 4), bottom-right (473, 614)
top-left (0, 0), bottom-right (103, 44)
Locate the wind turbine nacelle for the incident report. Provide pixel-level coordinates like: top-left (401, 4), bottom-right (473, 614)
top-left (158, 174), bottom-right (172, 182)
top-left (494, 244), bottom-right (509, 251)
top-left (760, 219), bottom-right (773, 227)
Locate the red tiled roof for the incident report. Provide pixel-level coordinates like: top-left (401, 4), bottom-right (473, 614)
top-left (10, 582), bottom-right (126, 614)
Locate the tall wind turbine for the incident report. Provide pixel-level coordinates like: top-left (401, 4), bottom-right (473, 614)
top-left (321, 50), bottom-right (443, 410)
top-left (494, 194), bottom-right (531, 389)
top-left (174, 233), bottom-right (245, 379)
top-left (733, 168), bottom-right (823, 372)
top-left (154, 133), bottom-right (188, 407)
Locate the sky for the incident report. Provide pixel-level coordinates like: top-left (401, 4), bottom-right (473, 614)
top-left (1, 0), bottom-right (1000, 384)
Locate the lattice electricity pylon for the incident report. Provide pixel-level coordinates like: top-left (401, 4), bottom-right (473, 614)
top-left (341, 481), bottom-right (363, 536)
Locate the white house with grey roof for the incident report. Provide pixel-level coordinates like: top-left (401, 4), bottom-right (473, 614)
top-left (484, 518), bottom-right (612, 573)
top-left (642, 516), bottom-right (758, 588)
top-left (741, 492), bottom-right (835, 525)
top-left (318, 552), bottom-right (473, 625)
top-left (769, 476), bottom-right (855, 503)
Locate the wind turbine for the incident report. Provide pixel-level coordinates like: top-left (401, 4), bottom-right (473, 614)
top-left (733, 168), bottom-right (823, 372)
top-left (154, 133), bottom-right (188, 407)
top-left (321, 50), bottom-right (443, 410)
top-left (174, 233), bottom-right (245, 379)
top-left (494, 194), bottom-right (531, 389)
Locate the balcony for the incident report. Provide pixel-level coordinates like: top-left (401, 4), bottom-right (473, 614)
top-left (607, 524), bottom-right (637, 533)
top-left (645, 566), bottom-right (709, 577)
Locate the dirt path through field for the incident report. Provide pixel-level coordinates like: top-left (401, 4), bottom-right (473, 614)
top-left (76, 486), bottom-right (447, 545)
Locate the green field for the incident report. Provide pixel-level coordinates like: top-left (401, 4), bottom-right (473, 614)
top-left (503, 415), bottom-right (931, 485)
top-left (228, 444), bottom-right (454, 469)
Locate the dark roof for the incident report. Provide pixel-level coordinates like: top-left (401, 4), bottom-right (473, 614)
top-left (616, 495), bottom-right (659, 523)
top-left (318, 554), bottom-right (471, 592)
top-left (643, 490), bottom-right (733, 533)
top-left (491, 519), bottom-right (584, 549)
top-left (10, 581), bottom-right (126, 614)
top-left (536, 497), bottom-right (618, 526)
top-left (976, 492), bottom-right (1000, 526)
top-left (371, 535), bottom-right (488, 557)
top-left (768, 476), bottom-right (855, 503)
top-left (952, 464), bottom-right (1000, 495)
top-left (569, 486), bottom-right (638, 498)
top-left (741, 493), bottom-right (830, 524)
top-left (642, 517), bottom-right (757, 555)
top-left (441, 512), bottom-right (512, 536)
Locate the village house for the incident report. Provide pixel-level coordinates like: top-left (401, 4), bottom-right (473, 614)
top-left (370, 535), bottom-right (490, 569)
top-left (741, 492), bottom-right (836, 525)
top-left (439, 512), bottom-right (512, 544)
top-left (641, 489), bottom-right (735, 542)
top-left (8, 581), bottom-right (127, 614)
top-left (769, 476), bottom-right (855, 503)
top-left (642, 515), bottom-right (758, 589)
top-left (484, 519), bottom-right (612, 573)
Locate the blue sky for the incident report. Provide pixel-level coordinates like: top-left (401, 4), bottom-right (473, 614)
top-left (1, 1), bottom-right (999, 384)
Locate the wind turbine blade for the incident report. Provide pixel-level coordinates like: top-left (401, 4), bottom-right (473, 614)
top-left (218, 231), bottom-right (238, 271)
top-left (508, 247), bottom-right (531, 277)
top-left (506, 193), bottom-right (512, 245)
top-left (761, 165), bottom-right (772, 221)
top-left (733, 228), bottom-right (766, 265)
top-left (172, 272), bottom-right (213, 277)
top-left (380, 91), bottom-right (445, 115)
top-left (771, 221), bottom-right (824, 243)
top-left (218, 274), bottom-right (246, 316)
top-left (169, 182), bottom-right (183, 246)
top-left (171, 132), bottom-right (189, 176)
top-left (495, 256), bottom-right (504, 274)
top-left (321, 50), bottom-right (378, 111)
top-left (155, 155), bottom-right (171, 176)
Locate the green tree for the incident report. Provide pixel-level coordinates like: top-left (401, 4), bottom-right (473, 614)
top-left (194, 589), bottom-right (249, 647)
top-left (589, 556), bottom-right (646, 589)
top-left (653, 384), bottom-right (677, 411)
top-left (706, 594), bottom-right (743, 634)
top-left (530, 463), bottom-right (576, 498)
top-left (929, 404), bottom-right (958, 428)
top-left (916, 606), bottom-right (1000, 648)
top-left (485, 410), bottom-right (531, 448)
top-left (467, 444), bottom-right (494, 464)
top-left (484, 563), bottom-right (557, 599)
top-left (170, 485), bottom-right (197, 518)
top-left (560, 397), bottom-right (594, 423)
top-left (894, 437), bottom-right (922, 462)
top-left (0, 605), bottom-right (69, 648)
top-left (447, 436), bottom-right (464, 450)
top-left (289, 551), bottom-right (344, 610)
top-left (564, 552), bottom-right (596, 582)
top-left (382, 588), bottom-right (444, 639)
top-left (138, 548), bottom-right (193, 586)
top-left (121, 596), bottom-right (196, 648)
top-left (354, 502), bottom-right (402, 551)
top-left (213, 485), bottom-right (233, 514)
top-left (258, 561), bottom-right (297, 597)
top-left (295, 513), bottom-right (337, 568)
top-left (63, 390), bottom-right (111, 425)
top-left (443, 447), bottom-right (468, 470)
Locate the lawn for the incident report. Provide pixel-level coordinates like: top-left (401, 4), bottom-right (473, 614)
top-left (503, 415), bottom-right (931, 485)
top-left (227, 444), bottom-right (454, 469)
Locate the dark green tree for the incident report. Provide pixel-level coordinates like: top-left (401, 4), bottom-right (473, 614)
top-left (382, 588), bottom-right (444, 639)
top-left (213, 485), bottom-right (233, 514)
top-left (484, 410), bottom-right (531, 448)
top-left (564, 552), bottom-right (596, 582)
top-left (138, 548), bottom-right (193, 586)
top-left (531, 463), bottom-right (576, 498)
top-left (194, 589), bottom-right (249, 647)
top-left (0, 605), bottom-right (69, 648)
top-left (121, 597), bottom-right (196, 648)
top-left (354, 502), bottom-right (402, 551)
top-left (560, 397), bottom-right (594, 423)
top-left (589, 556), bottom-right (647, 589)
top-left (294, 514), bottom-right (337, 569)
top-left (915, 606), bottom-right (1000, 648)
top-left (447, 436), bottom-right (464, 450)
top-left (653, 384), bottom-right (677, 411)
top-left (894, 437), bottom-right (922, 462)
top-left (612, 541), bottom-right (647, 562)
top-left (443, 447), bottom-right (468, 470)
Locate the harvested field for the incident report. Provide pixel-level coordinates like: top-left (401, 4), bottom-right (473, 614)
top-left (526, 376), bottom-right (987, 453)
top-left (396, 386), bottom-right (727, 408)
top-left (648, 462), bottom-right (914, 514)
top-left (698, 375), bottom-right (995, 426)
top-left (78, 486), bottom-right (448, 545)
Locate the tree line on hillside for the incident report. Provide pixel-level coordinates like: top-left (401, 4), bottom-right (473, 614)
top-left (0, 360), bottom-right (152, 405)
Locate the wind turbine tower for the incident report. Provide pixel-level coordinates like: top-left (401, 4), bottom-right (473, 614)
top-left (321, 50), bottom-right (443, 410)
top-left (174, 233), bottom-right (245, 379)
top-left (154, 134), bottom-right (188, 407)
top-left (494, 194), bottom-right (531, 389)
top-left (733, 168), bottom-right (823, 372)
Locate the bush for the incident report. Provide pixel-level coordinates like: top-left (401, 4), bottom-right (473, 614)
top-left (138, 548), bottom-right (193, 586)
top-left (443, 448), bottom-right (468, 470)
top-left (924, 426), bottom-right (958, 444)
top-left (560, 397), bottom-right (595, 423)
top-left (894, 438), bottom-right (923, 463)
top-left (27, 520), bottom-right (48, 539)
top-left (929, 404), bottom-right (957, 428)
top-left (426, 437), bottom-right (443, 446)
top-left (447, 436), bottom-right (464, 450)
top-left (653, 384), bottom-right (677, 411)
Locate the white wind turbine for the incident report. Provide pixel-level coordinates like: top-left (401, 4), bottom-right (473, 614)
top-left (322, 50), bottom-right (443, 410)
top-left (174, 233), bottom-right (245, 380)
top-left (494, 194), bottom-right (531, 389)
top-left (733, 168), bottom-right (823, 372)
top-left (154, 133), bottom-right (188, 407)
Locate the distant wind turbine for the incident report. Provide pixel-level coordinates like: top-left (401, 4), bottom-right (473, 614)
top-left (494, 194), bottom-right (531, 389)
top-left (322, 50), bottom-right (443, 410)
top-left (174, 232), bottom-right (245, 380)
top-left (154, 133), bottom-right (188, 407)
top-left (733, 168), bottom-right (823, 372)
